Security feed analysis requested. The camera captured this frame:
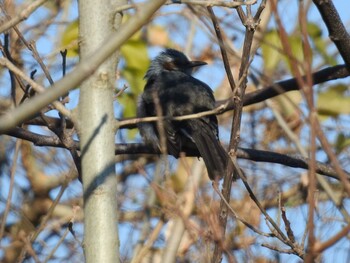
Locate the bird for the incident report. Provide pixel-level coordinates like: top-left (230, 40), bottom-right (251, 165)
top-left (137, 48), bottom-right (234, 181)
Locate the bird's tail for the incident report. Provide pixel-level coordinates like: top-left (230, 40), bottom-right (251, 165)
top-left (187, 120), bottom-right (237, 181)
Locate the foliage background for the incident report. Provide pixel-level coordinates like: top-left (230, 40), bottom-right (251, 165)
top-left (0, 0), bottom-right (350, 262)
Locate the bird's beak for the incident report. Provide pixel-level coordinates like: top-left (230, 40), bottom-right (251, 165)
top-left (188, 61), bottom-right (207, 68)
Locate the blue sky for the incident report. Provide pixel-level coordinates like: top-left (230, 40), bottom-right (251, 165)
top-left (1, 1), bottom-right (350, 262)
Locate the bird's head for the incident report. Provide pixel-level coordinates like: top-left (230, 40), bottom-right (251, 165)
top-left (144, 49), bottom-right (207, 79)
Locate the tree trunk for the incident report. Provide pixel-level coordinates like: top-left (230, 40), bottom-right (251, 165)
top-left (78, 0), bottom-right (125, 262)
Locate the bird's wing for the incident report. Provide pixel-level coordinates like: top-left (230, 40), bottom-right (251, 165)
top-left (136, 95), bottom-right (159, 146)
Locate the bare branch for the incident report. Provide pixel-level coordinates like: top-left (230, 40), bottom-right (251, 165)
top-left (213, 1), bottom-right (267, 261)
top-left (313, 0), bottom-right (350, 70)
top-left (313, 224), bottom-right (350, 254)
top-left (0, 0), bottom-right (50, 34)
top-left (0, 140), bottom-right (21, 242)
top-left (207, 7), bottom-right (236, 91)
top-left (0, 57), bottom-right (71, 118)
top-left (114, 0), bottom-right (258, 12)
top-left (281, 207), bottom-right (296, 243)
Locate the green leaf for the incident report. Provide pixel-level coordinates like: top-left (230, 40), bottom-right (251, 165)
top-left (120, 40), bottom-right (149, 95)
top-left (118, 31), bottom-right (149, 124)
top-left (307, 22), bottom-right (322, 38)
top-left (118, 92), bottom-right (138, 118)
top-left (261, 30), bottom-right (283, 72)
top-left (273, 91), bottom-right (302, 119)
top-left (261, 30), bottom-right (310, 73)
top-left (307, 22), bottom-right (337, 66)
top-left (60, 20), bottom-right (79, 57)
top-left (118, 27), bottom-right (149, 115)
top-left (335, 133), bottom-right (350, 154)
top-left (118, 93), bottom-right (139, 139)
top-left (118, 30), bottom-right (150, 139)
top-left (285, 35), bottom-right (305, 69)
top-left (317, 84), bottom-right (350, 119)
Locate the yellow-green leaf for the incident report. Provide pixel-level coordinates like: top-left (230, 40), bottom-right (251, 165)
top-left (261, 30), bottom-right (283, 72)
top-left (317, 84), bottom-right (350, 119)
top-left (307, 22), bottom-right (322, 38)
top-left (307, 22), bottom-right (337, 66)
top-left (118, 31), bottom-right (150, 129)
top-left (60, 20), bottom-right (79, 57)
top-left (273, 91), bottom-right (302, 119)
top-left (335, 133), bottom-right (350, 154)
top-left (286, 35), bottom-right (305, 69)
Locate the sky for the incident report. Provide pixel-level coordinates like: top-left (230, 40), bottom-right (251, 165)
top-left (1, 0), bottom-right (350, 262)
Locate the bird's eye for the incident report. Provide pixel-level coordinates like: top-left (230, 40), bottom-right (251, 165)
top-left (163, 61), bottom-right (176, 71)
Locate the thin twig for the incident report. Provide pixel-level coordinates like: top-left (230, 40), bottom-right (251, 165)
top-left (132, 219), bottom-right (165, 263)
top-left (43, 228), bottom-right (70, 263)
top-left (212, 1), bottom-right (265, 261)
top-left (117, 103), bottom-right (226, 128)
top-left (207, 7), bottom-right (236, 91)
top-left (212, 183), bottom-right (274, 238)
top-left (17, 173), bottom-right (72, 261)
top-left (0, 57), bottom-right (71, 118)
top-left (114, 0), bottom-right (257, 13)
top-left (261, 243), bottom-right (297, 255)
top-left (232, 158), bottom-right (304, 258)
top-left (281, 207), bottom-right (296, 243)
top-left (152, 92), bottom-right (170, 177)
top-left (299, 2), bottom-right (317, 260)
top-left (115, 84), bottom-right (129, 98)
top-left (0, 139), bottom-right (21, 241)
top-left (313, 224), bottom-right (350, 254)
top-left (0, 0), bottom-right (50, 34)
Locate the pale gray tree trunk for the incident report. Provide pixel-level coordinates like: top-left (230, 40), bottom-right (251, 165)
top-left (78, 0), bottom-right (125, 262)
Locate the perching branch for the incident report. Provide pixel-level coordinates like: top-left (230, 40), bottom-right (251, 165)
top-left (6, 125), bottom-right (348, 181)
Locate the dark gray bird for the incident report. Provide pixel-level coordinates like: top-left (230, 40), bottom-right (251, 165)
top-left (137, 49), bottom-right (233, 180)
